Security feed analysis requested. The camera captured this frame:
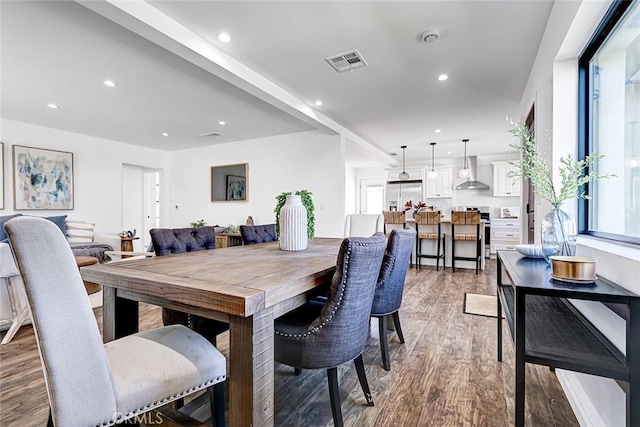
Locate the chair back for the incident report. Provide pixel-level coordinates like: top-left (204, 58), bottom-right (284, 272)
top-left (4, 217), bottom-right (117, 426)
top-left (150, 226), bottom-right (217, 255)
top-left (277, 233), bottom-right (386, 368)
top-left (371, 228), bottom-right (416, 315)
top-left (344, 214), bottom-right (384, 237)
top-left (383, 211), bottom-right (406, 225)
top-left (239, 224), bottom-right (277, 245)
top-left (414, 211), bottom-right (441, 225)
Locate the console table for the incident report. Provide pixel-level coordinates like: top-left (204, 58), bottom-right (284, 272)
top-left (496, 250), bottom-right (639, 426)
top-left (215, 232), bottom-right (243, 248)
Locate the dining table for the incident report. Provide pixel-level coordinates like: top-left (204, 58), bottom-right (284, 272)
top-left (80, 237), bottom-right (344, 427)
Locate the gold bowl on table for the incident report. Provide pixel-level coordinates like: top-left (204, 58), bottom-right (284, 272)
top-left (549, 256), bottom-right (597, 283)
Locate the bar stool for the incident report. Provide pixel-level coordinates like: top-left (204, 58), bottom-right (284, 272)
top-left (414, 211), bottom-right (445, 271)
top-left (383, 211), bottom-right (406, 236)
top-left (451, 210), bottom-right (482, 274)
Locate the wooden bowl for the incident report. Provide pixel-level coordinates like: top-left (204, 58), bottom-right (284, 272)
top-left (549, 256), bottom-right (597, 283)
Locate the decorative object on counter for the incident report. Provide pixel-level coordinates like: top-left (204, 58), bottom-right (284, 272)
top-left (427, 142), bottom-right (438, 179)
top-left (246, 216), bottom-right (254, 226)
top-left (398, 145), bottom-right (409, 180)
top-left (404, 200), bottom-right (428, 214)
top-left (190, 219), bottom-right (206, 227)
top-left (278, 194), bottom-right (307, 251)
top-left (549, 256), bottom-right (597, 283)
top-left (117, 229), bottom-right (136, 238)
top-left (459, 139), bottom-right (471, 178)
top-left (274, 190), bottom-right (315, 240)
top-left (514, 244), bottom-right (549, 259)
top-left (224, 224), bottom-right (240, 233)
top-left (508, 120), bottom-right (615, 263)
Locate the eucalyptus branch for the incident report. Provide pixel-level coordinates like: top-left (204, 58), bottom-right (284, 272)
top-left (507, 121), bottom-right (615, 206)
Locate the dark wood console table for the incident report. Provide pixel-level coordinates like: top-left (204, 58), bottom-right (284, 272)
top-left (496, 250), bottom-right (639, 426)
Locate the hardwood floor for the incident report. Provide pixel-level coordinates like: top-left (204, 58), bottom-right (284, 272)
top-left (0, 259), bottom-right (578, 426)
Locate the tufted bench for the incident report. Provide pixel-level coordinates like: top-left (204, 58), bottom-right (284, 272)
top-left (149, 226), bottom-right (217, 256)
top-left (239, 224), bottom-right (278, 245)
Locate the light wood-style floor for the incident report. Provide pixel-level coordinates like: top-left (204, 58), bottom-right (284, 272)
top-left (0, 259), bottom-right (578, 426)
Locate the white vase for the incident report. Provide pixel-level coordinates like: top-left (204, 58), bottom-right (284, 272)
top-left (279, 195), bottom-right (308, 251)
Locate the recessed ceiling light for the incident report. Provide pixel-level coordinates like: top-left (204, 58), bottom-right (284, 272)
top-left (161, 132), bottom-right (169, 137)
top-left (218, 121), bottom-right (226, 126)
top-left (103, 80), bottom-right (117, 87)
top-left (314, 100), bottom-right (323, 106)
top-left (434, 129), bottom-right (441, 133)
top-left (217, 32), bottom-right (231, 43)
top-left (438, 74), bottom-right (449, 81)
top-left (447, 151), bottom-right (452, 155)
top-left (47, 103), bottom-right (59, 109)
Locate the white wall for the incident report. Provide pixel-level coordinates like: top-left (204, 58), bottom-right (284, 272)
top-left (0, 119), bottom-right (171, 235)
top-left (169, 130), bottom-right (346, 238)
top-left (519, 1), bottom-right (639, 426)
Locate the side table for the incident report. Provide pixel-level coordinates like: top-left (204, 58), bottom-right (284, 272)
top-left (120, 237), bottom-right (140, 258)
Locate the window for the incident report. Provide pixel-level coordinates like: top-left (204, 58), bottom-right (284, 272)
top-left (579, 0), bottom-right (640, 244)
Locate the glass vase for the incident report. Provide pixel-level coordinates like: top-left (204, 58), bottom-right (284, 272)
top-left (541, 204), bottom-right (577, 263)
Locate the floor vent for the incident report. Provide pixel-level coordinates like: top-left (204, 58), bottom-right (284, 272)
top-left (325, 49), bottom-right (368, 73)
top-left (199, 132), bottom-right (223, 138)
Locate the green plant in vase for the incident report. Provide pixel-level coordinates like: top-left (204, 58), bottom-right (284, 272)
top-left (508, 121), bottom-right (615, 261)
top-left (274, 190), bottom-right (315, 239)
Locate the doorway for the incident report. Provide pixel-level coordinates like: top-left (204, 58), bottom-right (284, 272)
top-left (122, 164), bottom-right (162, 251)
top-left (359, 178), bottom-right (385, 214)
top-left (525, 106), bottom-right (535, 243)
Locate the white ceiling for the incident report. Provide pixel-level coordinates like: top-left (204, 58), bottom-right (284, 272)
top-left (0, 0), bottom-right (554, 167)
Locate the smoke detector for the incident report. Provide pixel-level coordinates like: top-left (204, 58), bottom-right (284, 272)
top-left (421, 30), bottom-right (439, 43)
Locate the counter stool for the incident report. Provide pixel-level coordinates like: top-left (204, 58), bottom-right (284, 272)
top-left (451, 210), bottom-right (482, 274)
top-left (383, 211), bottom-right (406, 236)
top-left (414, 211), bottom-right (445, 271)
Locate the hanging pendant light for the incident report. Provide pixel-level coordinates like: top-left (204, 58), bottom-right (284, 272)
top-left (459, 139), bottom-right (471, 179)
top-left (398, 145), bottom-right (409, 180)
top-left (428, 142), bottom-right (438, 179)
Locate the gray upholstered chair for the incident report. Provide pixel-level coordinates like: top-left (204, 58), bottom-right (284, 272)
top-left (239, 224), bottom-right (277, 245)
top-left (371, 227), bottom-right (416, 371)
top-left (274, 233), bottom-right (387, 427)
top-left (150, 227), bottom-right (228, 345)
top-left (4, 217), bottom-right (227, 427)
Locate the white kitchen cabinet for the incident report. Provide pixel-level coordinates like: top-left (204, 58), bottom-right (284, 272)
top-left (387, 168), bottom-right (423, 181)
top-left (425, 167), bottom-right (452, 198)
top-left (493, 161), bottom-right (521, 197)
top-left (490, 218), bottom-right (521, 253)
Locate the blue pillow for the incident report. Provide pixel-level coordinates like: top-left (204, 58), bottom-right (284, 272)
top-left (0, 214), bottom-right (23, 242)
top-left (44, 215), bottom-right (68, 237)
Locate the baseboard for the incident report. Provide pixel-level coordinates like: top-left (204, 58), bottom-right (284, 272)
top-left (556, 370), bottom-right (605, 427)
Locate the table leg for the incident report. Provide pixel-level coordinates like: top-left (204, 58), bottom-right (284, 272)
top-left (515, 288), bottom-right (526, 427)
top-left (229, 307), bottom-right (275, 427)
top-left (102, 286), bottom-right (139, 343)
top-left (497, 257), bottom-right (503, 362)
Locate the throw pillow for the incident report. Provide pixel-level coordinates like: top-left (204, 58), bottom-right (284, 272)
top-left (0, 214), bottom-right (23, 242)
top-left (66, 219), bottom-right (95, 243)
top-left (44, 215), bottom-right (68, 237)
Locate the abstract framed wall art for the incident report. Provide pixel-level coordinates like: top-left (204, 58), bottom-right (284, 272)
top-left (12, 145), bottom-right (74, 210)
top-left (226, 175), bottom-right (246, 201)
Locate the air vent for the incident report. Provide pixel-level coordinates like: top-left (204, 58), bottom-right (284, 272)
top-left (389, 152), bottom-right (398, 156)
top-left (199, 132), bottom-right (223, 138)
top-left (325, 49), bottom-right (368, 73)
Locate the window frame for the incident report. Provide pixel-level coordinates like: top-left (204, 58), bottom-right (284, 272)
top-left (578, 0), bottom-right (639, 245)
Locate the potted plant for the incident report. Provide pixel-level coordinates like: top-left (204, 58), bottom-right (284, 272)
top-left (274, 190), bottom-right (315, 239)
top-left (508, 121), bottom-right (615, 261)
top-left (190, 219), bottom-right (206, 227)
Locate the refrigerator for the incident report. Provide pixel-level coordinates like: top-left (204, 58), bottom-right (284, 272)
top-left (385, 179), bottom-right (423, 220)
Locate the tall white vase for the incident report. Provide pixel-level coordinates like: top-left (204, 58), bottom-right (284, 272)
top-left (279, 195), bottom-right (308, 251)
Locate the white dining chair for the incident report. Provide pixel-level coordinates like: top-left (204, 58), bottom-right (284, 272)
top-left (343, 214), bottom-right (385, 237)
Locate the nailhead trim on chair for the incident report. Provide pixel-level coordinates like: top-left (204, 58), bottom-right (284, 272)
top-left (94, 375), bottom-right (227, 427)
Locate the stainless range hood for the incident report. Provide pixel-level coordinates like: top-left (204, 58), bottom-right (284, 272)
top-left (455, 156), bottom-right (490, 190)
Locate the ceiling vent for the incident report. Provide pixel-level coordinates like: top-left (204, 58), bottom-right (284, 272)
top-left (325, 49), bottom-right (368, 73)
top-left (199, 131), bottom-right (223, 138)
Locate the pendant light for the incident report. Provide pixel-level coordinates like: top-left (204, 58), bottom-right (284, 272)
top-left (428, 142), bottom-right (438, 179)
top-left (398, 145), bottom-right (409, 180)
top-left (459, 138), bottom-right (471, 179)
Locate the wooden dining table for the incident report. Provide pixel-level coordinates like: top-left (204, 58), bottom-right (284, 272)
top-left (80, 237), bottom-right (344, 427)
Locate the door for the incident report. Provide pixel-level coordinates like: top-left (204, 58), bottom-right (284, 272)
top-left (359, 178), bottom-right (385, 214)
top-left (122, 164), bottom-right (162, 251)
